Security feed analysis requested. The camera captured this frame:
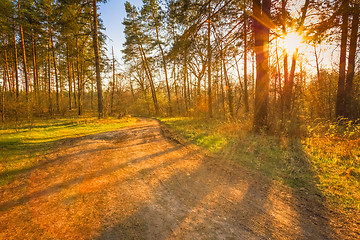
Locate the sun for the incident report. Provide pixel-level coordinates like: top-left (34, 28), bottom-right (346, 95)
top-left (283, 32), bottom-right (302, 54)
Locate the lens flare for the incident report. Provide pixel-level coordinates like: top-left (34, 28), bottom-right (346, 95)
top-left (283, 32), bottom-right (302, 54)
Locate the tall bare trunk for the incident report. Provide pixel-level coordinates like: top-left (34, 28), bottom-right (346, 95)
top-left (4, 49), bottom-right (11, 94)
top-left (223, 55), bottom-right (233, 118)
top-left (336, 0), bottom-right (349, 118)
top-left (155, 25), bottom-right (171, 115)
top-left (243, 3), bottom-right (249, 113)
top-left (183, 50), bottom-right (188, 112)
top-left (207, 0), bottom-right (212, 117)
top-left (51, 35), bottom-right (59, 113)
top-left (19, 1), bottom-right (28, 100)
top-left (92, 0), bottom-right (103, 118)
top-left (72, 59), bottom-right (77, 108)
top-left (76, 38), bottom-right (81, 115)
top-left (1, 73), bottom-right (5, 122)
top-left (139, 44), bottom-right (159, 114)
top-left (20, 25), bottom-right (28, 100)
top-left (344, 3), bottom-right (359, 118)
top-left (47, 39), bottom-right (52, 115)
top-left (285, 49), bottom-right (298, 113)
top-left (253, 0), bottom-right (271, 130)
top-left (111, 47), bottom-right (116, 114)
top-left (66, 43), bottom-right (72, 110)
top-left (13, 33), bottom-right (19, 98)
top-left (32, 34), bottom-right (38, 99)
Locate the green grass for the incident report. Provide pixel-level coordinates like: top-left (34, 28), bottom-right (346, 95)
top-left (0, 116), bottom-right (137, 186)
top-left (159, 117), bottom-right (229, 152)
top-left (160, 117), bottom-right (360, 212)
top-left (304, 121), bottom-right (360, 211)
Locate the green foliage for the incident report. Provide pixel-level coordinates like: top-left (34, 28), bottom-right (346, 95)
top-left (0, 116), bottom-right (136, 186)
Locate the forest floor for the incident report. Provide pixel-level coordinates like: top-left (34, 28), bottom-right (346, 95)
top-left (0, 118), bottom-right (359, 239)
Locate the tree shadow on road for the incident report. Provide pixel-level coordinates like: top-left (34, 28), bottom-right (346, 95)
top-left (95, 138), bottom-right (338, 239)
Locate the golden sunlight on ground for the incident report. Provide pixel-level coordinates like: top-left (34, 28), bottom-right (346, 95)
top-left (0, 119), bottom-right (356, 239)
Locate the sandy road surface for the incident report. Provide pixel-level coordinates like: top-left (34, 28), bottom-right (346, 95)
top-left (0, 118), bottom-right (358, 239)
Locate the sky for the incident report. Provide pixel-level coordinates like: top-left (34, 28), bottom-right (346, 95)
top-left (99, 0), bottom-right (143, 63)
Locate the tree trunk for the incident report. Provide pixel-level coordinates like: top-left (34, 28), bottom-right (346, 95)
top-left (275, 39), bottom-right (281, 104)
top-left (243, 3), bottom-right (249, 113)
top-left (314, 45), bottom-right (320, 84)
top-left (155, 25), bottom-right (172, 115)
top-left (138, 44), bottom-right (159, 114)
top-left (92, 0), bottom-right (104, 118)
top-left (2, 71), bottom-right (5, 122)
top-left (9, 49), bottom-right (15, 94)
top-left (47, 40), bottom-right (52, 115)
top-left (76, 38), bottom-right (82, 116)
top-left (220, 58), bottom-right (225, 117)
top-left (18, 0), bottom-right (28, 100)
top-left (66, 43), bottom-right (72, 110)
top-left (223, 57), bottom-right (234, 118)
top-left (281, 0), bottom-right (288, 118)
top-left (335, 0), bottom-right (349, 118)
top-left (51, 35), bottom-right (60, 113)
top-left (111, 47), bottom-right (116, 114)
top-left (13, 33), bottom-right (19, 98)
top-left (183, 50), bottom-right (188, 112)
top-left (20, 25), bottom-right (28, 100)
top-left (72, 59), bottom-right (77, 108)
top-left (32, 34), bottom-right (38, 99)
top-left (207, 0), bottom-right (212, 117)
top-left (283, 49), bottom-right (298, 114)
top-left (4, 49), bottom-right (11, 94)
top-left (253, 0), bottom-right (271, 130)
top-left (344, 3), bottom-right (359, 118)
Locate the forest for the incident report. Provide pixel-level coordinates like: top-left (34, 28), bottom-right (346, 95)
top-left (0, 0), bottom-right (359, 126)
top-left (0, 0), bottom-right (360, 239)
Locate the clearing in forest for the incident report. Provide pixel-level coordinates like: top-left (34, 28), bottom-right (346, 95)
top-left (0, 118), bottom-right (359, 239)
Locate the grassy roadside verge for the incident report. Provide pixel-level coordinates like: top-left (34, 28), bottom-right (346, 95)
top-left (0, 116), bottom-right (137, 187)
top-left (159, 117), bottom-right (360, 213)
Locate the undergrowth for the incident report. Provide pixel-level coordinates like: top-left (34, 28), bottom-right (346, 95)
top-left (160, 117), bottom-right (360, 213)
top-left (0, 116), bottom-right (136, 186)
top-left (304, 119), bottom-right (360, 211)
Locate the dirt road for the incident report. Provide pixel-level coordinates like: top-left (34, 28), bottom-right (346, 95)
top-left (0, 118), bottom-right (358, 239)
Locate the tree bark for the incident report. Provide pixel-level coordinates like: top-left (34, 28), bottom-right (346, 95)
top-left (253, 0), bottom-right (271, 130)
top-left (1, 72), bottom-right (5, 122)
top-left (4, 49), bottom-right (11, 94)
top-left (76, 38), bottom-right (82, 115)
top-left (13, 33), bottom-right (19, 98)
top-left (20, 25), bottom-right (28, 99)
top-left (66, 43), bottom-right (72, 110)
top-left (335, 0), bottom-right (349, 118)
top-left (207, 0), bottom-right (213, 117)
top-left (344, 3), bottom-right (359, 118)
top-left (47, 39), bottom-right (52, 115)
top-left (138, 44), bottom-right (159, 114)
top-left (223, 50), bottom-right (234, 118)
top-left (183, 50), bottom-right (188, 112)
top-left (51, 35), bottom-right (60, 113)
top-left (243, 7), bottom-right (249, 113)
top-left (32, 34), bottom-right (38, 99)
top-left (72, 58), bottom-right (77, 108)
top-left (284, 49), bottom-right (298, 113)
top-left (111, 47), bottom-right (116, 114)
top-left (155, 24), bottom-right (172, 115)
top-left (19, 1), bottom-right (29, 100)
top-left (92, 0), bottom-right (104, 118)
